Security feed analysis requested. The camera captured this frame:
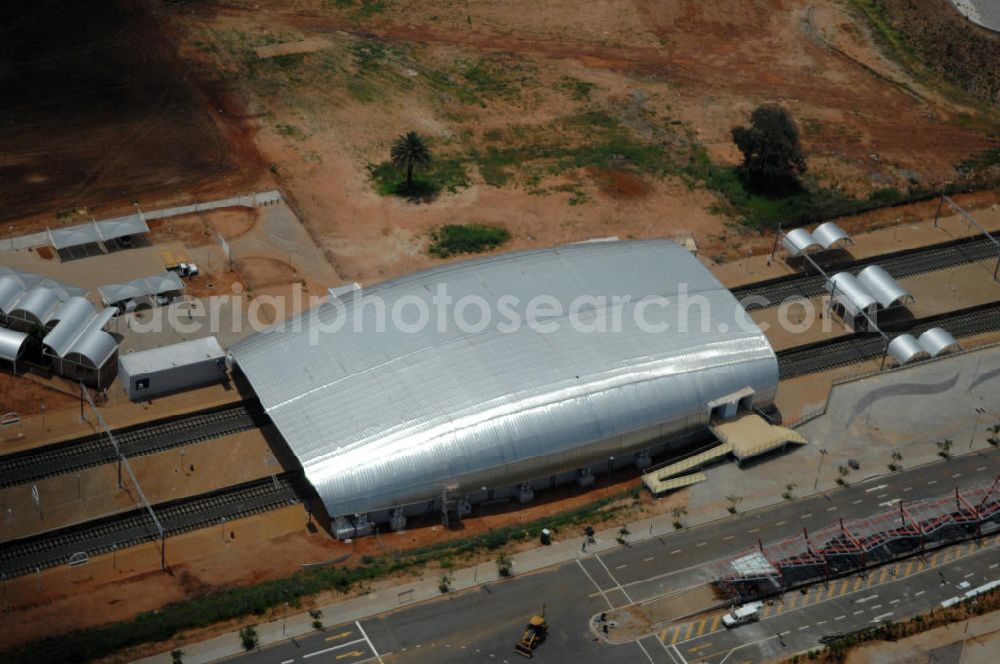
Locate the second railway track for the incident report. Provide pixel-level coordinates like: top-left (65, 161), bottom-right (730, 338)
top-left (0, 400), bottom-right (267, 488)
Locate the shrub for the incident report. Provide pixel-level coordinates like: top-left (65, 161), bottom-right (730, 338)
top-left (428, 224), bottom-right (510, 258)
top-left (496, 553), bottom-right (514, 578)
top-left (239, 625), bottom-right (258, 651)
top-left (171, 651), bottom-right (184, 664)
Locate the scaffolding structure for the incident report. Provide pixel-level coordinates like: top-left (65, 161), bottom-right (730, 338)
top-left (713, 476), bottom-right (1000, 601)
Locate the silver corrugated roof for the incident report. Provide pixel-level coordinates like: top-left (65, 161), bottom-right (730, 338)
top-left (42, 298), bottom-right (118, 367)
top-left (826, 272), bottom-right (877, 317)
top-left (0, 268), bottom-right (88, 313)
top-left (812, 222), bottom-right (852, 249)
top-left (0, 328), bottom-right (28, 363)
top-left (98, 271), bottom-right (184, 306)
top-left (856, 265), bottom-right (913, 309)
top-left (8, 286), bottom-right (62, 325)
top-left (231, 240), bottom-right (778, 517)
top-left (888, 334), bottom-right (930, 365)
top-left (918, 327), bottom-right (960, 358)
top-left (782, 228), bottom-right (821, 257)
top-left (47, 214), bottom-right (149, 250)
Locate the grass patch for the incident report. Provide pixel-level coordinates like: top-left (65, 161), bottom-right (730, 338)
top-left (2, 491), bottom-right (633, 664)
top-left (554, 76), bottom-right (595, 101)
top-left (275, 123), bottom-right (306, 140)
top-left (368, 157), bottom-right (469, 200)
top-left (428, 224), bottom-right (510, 258)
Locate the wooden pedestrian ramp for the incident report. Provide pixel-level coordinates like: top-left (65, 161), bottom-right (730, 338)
top-left (641, 442), bottom-right (733, 495)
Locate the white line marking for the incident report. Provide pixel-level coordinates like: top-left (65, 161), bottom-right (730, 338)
top-left (953, 473), bottom-right (962, 479)
top-left (964, 572), bottom-right (975, 578)
top-left (355, 621), bottom-right (384, 664)
top-left (827, 506), bottom-right (838, 511)
top-left (671, 643), bottom-right (688, 664)
top-left (671, 549), bottom-right (681, 554)
top-left (915, 590), bottom-right (926, 597)
top-left (644, 557), bottom-right (655, 563)
top-left (798, 625), bottom-right (810, 631)
top-left (976, 466), bottom-right (987, 472)
top-left (801, 513), bottom-right (812, 519)
top-left (696, 542), bottom-right (707, 547)
top-left (902, 486), bottom-right (913, 492)
top-left (775, 520), bottom-right (786, 526)
top-left (855, 594), bottom-right (879, 604)
top-left (870, 604), bottom-right (882, 611)
top-left (281, 660), bottom-right (294, 664)
top-left (866, 484), bottom-right (888, 493)
top-left (853, 610), bottom-right (864, 615)
top-left (835, 615), bottom-right (846, 621)
top-left (616, 564), bottom-right (628, 570)
top-left (816, 620), bottom-right (827, 625)
top-left (876, 493), bottom-right (888, 499)
top-left (596, 554), bottom-right (634, 603)
top-left (989, 563), bottom-right (999, 570)
top-left (853, 499), bottom-right (864, 504)
top-left (872, 612), bottom-right (894, 622)
top-left (928, 480), bottom-right (938, 485)
top-left (889, 599), bottom-right (900, 605)
top-left (723, 535), bottom-right (734, 540)
top-left (748, 528), bottom-right (760, 533)
top-left (576, 559), bottom-right (613, 609)
top-left (635, 637), bottom-right (656, 664)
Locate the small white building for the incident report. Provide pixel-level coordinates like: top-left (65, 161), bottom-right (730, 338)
top-left (119, 336), bottom-right (226, 401)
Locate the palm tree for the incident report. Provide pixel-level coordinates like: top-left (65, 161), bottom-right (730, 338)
top-left (391, 131), bottom-right (431, 189)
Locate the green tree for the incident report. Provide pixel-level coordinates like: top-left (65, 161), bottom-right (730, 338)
top-left (731, 106), bottom-right (806, 192)
top-left (239, 625), bottom-right (259, 651)
top-left (391, 131), bottom-right (432, 190)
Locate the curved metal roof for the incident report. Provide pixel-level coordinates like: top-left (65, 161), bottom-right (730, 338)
top-left (781, 228), bottom-right (821, 257)
top-left (0, 328), bottom-right (28, 363)
top-left (9, 287), bottom-right (62, 325)
top-left (888, 334), bottom-right (930, 366)
top-left (856, 265), bottom-right (913, 309)
top-left (812, 222), bottom-right (852, 249)
top-left (0, 275), bottom-right (26, 314)
top-left (918, 327), bottom-right (961, 358)
top-left (231, 240), bottom-right (779, 517)
top-left (826, 272), bottom-right (877, 317)
top-left (98, 271), bottom-right (184, 306)
top-left (43, 297), bottom-right (96, 357)
top-left (66, 328), bottom-right (118, 368)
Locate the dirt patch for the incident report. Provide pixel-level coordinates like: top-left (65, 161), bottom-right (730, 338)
top-left (239, 256), bottom-right (299, 290)
top-left (205, 208), bottom-right (258, 240)
top-left (0, 2), bottom-right (266, 229)
top-left (0, 373), bottom-right (78, 419)
top-left (147, 216), bottom-right (213, 249)
top-left (34, 246), bottom-right (54, 261)
top-left (587, 168), bottom-right (653, 200)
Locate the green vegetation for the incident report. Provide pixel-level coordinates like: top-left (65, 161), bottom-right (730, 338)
top-left (731, 106), bottom-right (806, 194)
top-left (275, 123), bottom-right (306, 140)
top-left (554, 76), bottom-right (596, 101)
top-left (369, 156), bottom-right (468, 199)
top-left (390, 131), bottom-right (432, 189)
top-left (2, 490), bottom-right (634, 664)
top-left (428, 224), bottom-right (510, 258)
top-left (239, 625), bottom-right (258, 651)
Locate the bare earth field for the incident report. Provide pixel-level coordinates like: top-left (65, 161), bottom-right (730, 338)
top-left (171, 0), bottom-right (998, 282)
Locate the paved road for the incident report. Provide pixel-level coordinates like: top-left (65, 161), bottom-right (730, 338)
top-left (221, 450), bottom-right (999, 664)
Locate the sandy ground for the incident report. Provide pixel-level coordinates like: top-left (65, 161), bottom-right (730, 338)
top-left (170, 0), bottom-right (999, 284)
top-left (844, 608), bottom-right (1000, 664)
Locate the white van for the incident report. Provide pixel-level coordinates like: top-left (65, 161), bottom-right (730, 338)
top-left (721, 601), bottom-right (763, 628)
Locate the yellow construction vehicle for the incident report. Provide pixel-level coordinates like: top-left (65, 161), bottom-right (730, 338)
top-left (514, 605), bottom-right (547, 658)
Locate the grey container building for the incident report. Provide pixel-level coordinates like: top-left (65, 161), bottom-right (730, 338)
top-left (119, 336), bottom-right (226, 401)
top-left (230, 240), bottom-right (779, 525)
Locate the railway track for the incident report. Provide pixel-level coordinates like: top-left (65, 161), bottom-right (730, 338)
top-left (0, 400), bottom-right (267, 488)
top-left (734, 234), bottom-right (999, 309)
top-left (0, 472), bottom-right (305, 578)
top-left (777, 301), bottom-right (1000, 379)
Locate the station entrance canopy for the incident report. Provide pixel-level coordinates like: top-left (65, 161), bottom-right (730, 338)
top-left (47, 214), bottom-right (149, 251)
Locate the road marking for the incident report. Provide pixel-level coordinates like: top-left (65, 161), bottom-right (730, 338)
top-left (989, 563), bottom-right (999, 570)
top-left (835, 615), bottom-right (846, 621)
top-left (281, 660), bottom-right (294, 664)
top-left (977, 466), bottom-right (987, 472)
top-left (696, 542), bottom-right (707, 547)
top-left (827, 506), bottom-right (838, 511)
top-left (817, 620), bottom-right (827, 625)
top-left (671, 549), bottom-right (682, 554)
top-left (872, 612), bottom-right (894, 622)
top-left (723, 535), bottom-right (734, 540)
top-left (635, 637), bottom-right (656, 664)
top-left (856, 594), bottom-right (879, 604)
top-left (928, 480), bottom-right (938, 485)
top-left (576, 559), bottom-right (613, 609)
top-left (682, 622), bottom-right (695, 641)
top-left (616, 564), bottom-right (628, 570)
top-left (355, 621), bottom-right (384, 664)
top-left (644, 557), bottom-right (655, 563)
top-left (305, 647), bottom-right (342, 659)
top-left (688, 642), bottom-right (713, 653)
top-left (775, 520), bottom-right (786, 526)
top-left (748, 528), bottom-right (760, 533)
top-left (852, 499), bottom-right (864, 504)
top-left (798, 625), bottom-right (810, 631)
top-left (326, 631), bottom-right (355, 641)
top-left (870, 604), bottom-right (882, 611)
top-left (710, 615), bottom-right (722, 632)
top-left (671, 625), bottom-right (682, 645)
top-left (336, 652), bottom-right (364, 661)
top-left (596, 554), bottom-right (634, 603)
top-left (953, 473), bottom-right (962, 479)
top-left (964, 572), bottom-right (976, 578)
top-left (903, 562), bottom-right (913, 577)
top-left (852, 577), bottom-right (864, 592)
top-left (889, 599), bottom-right (900, 605)
top-left (915, 590), bottom-right (925, 597)
top-left (801, 513), bottom-right (812, 519)
top-left (866, 484), bottom-right (887, 493)
top-left (902, 486), bottom-right (913, 492)
top-left (876, 493), bottom-right (888, 499)
top-left (693, 620), bottom-right (707, 638)
top-left (671, 643), bottom-right (688, 664)
top-left (853, 610), bottom-right (864, 615)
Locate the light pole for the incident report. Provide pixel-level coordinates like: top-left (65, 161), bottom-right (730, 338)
top-left (606, 456), bottom-right (615, 495)
top-left (813, 448), bottom-right (828, 490)
top-left (971, 404), bottom-right (987, 449)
